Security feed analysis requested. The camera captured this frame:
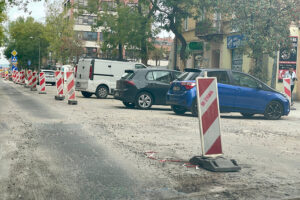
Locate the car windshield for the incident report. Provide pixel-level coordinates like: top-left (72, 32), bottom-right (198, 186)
top-left (43, 71), bottom-right (54, 75)
top-left (177, 72), bottom-right (201, 81)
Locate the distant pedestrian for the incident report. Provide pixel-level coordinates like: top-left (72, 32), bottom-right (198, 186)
top-left (284, 67), bottom-right (297, 105)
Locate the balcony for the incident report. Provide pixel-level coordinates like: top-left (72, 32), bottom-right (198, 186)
top-left (195, 20), bottom-right (224, 40)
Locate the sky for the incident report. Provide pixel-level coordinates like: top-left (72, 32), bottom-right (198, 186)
top-left (7, 1), bottom-right (47, 23)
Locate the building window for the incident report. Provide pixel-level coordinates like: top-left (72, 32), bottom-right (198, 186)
top-left (77, 0), bottom-right (88, 7)
top-left (184, 17), bottom-right (188, 31)
top-left (76, 15), bottom-right (97, 25)
top-left (77, 31), bottom-right (98, 41)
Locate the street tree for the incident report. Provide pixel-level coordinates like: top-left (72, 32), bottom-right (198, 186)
top-left (85, 0), bottom-right (155, 64)
top-left (4, 17), bottom-right (48, 70)
top-left (44, 1), bottom-right (83, 65)
top-left (150, 47), bottom-right (166, 66)
top-left (151, 0), bottom-right (217, 68)
top-left (221, 0), bottom-right (300, 80)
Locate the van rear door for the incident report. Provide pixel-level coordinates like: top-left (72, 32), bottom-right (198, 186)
top-left (75, 59), bottom-right (93, 91)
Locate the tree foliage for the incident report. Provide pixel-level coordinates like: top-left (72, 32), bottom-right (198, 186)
top-left (221, 0), bottom-right (300, 79)
top-left (151, 0), bottom-right (217, 67)
top-left (85, 0), bottom-right (155, 64)
top-left (44, 1), bottom-right (83, 65)
top-left (4, 17), bottom-right (48, 70)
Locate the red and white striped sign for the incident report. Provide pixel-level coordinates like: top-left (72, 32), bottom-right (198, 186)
top-left (31, 72), bottom-right (37, 89)
top-left (27, 70), bottom-right (33, 87)
top-left (283, 78), bottom-right (291, 105)
top-left (21, 70), bottom-right (25, 85)
top-left (66, 72), bottom-right (76, 101)
top-left (55, 71), bottom-right (64, 96)
top-left (196, 77), bottom-right (222, 156)
top-left (39, 72), bottom-right (46, 93)
top-left (5, 72), bottom-right (8, 80)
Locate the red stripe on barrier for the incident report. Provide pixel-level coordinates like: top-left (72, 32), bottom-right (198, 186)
top-left (206, 136), bottom-right (222, 155)
top-left (40, 78), bottom-right (45, 85)
top-left (70, 93), bottom-right (75, 100)
top-left (201, 99), bottom-right (219, 134)
top-left (68, 79), bottom-right (74, 91)
top-left (198, 79), bottom-right (214, 96)
top-left (284, 87), bottom-right (291, 97)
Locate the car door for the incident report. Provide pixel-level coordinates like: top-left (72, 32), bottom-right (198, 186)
top-left (231, 71), bottom-right (268, 113)
top-left (145, 70), bottom-right (172, 105)
top-left (207, 71), bottom-right (236, 112)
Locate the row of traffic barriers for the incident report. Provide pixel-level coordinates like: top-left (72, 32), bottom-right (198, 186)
top-left (1, 70), bottom-right (77, 105)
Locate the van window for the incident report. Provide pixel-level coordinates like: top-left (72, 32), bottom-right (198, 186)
top-left (135, 64), bottom-right (146, 69)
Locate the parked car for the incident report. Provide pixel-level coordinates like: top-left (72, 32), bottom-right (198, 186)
top-left (75, 58), bottom-right (147, 98)
top-left (41, 69), bottom-right (56, 86)
top-left (166, 69), bottom-right (290, 120)
top-left (114, 68), bottom-right (182, 109)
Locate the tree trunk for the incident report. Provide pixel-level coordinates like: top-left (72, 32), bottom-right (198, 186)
top-left (169, 17), bottom-right (187, 68)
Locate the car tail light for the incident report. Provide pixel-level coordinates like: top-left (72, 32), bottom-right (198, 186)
top-left (181, 82), bottom-right (196, 90)
top-left (74, 65), bottom-right (77, 78)
top-left (125, 80), bottom-right (135, 86)
top-left (89, 65), bottom-right (93, 80)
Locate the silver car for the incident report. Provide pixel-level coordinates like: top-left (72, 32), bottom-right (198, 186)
top-left (41, 70), bottom-right (56, 86)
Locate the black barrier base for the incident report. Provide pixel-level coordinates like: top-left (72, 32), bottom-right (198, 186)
top-left (30, 88), bottom-right (37, 91)
top-left (24, 85), bottom-right (29, 88)
top-left (39, 91), bottom-right (47, 94)
top-left (68, 99), bottom-right (78, 105)
top-left (189, 156), bottom-right (241, 172)
top-left (55, 95), bottom-right (65, 101)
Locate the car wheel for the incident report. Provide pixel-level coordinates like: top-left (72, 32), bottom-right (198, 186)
top-left (191, 100), bottom-right (198, 117)
top-left (95, 85), bottom-right (108, 99)
top-left (123, 101), bottom-right (135, 108)
top-left (135, 92), bottom-right (153, 109)
top-left (81, 91), bottom-right (93, 98)
top-left (241, 113), bottom-right (254, 118)
top-left (264, 101), bottom-right (283, 120)
top-left (171, 105), bottom-right (186, 115)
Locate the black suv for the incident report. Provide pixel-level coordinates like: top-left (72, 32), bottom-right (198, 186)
top-left (114, 68), bottom-right (182, 109)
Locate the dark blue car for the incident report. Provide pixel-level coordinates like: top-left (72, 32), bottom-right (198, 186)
top-left (166, 69), bottom-right (290, 120)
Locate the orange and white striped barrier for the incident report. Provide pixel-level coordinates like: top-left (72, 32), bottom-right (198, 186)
top-left (189, 77), bottom-right (240, 172)
top-left (21, 70), bottom-right (25, 85)
top-left (55, 71), bottom-right (65, 100)
top-left (66, 71), bottom-right (77, 105)
top-left (283, 78), bottom-right (291, 106)
top-left (39, 72), bottom-right (46, 94)
top-left (197, 77), bottom-right (222, 156)
top-left (27, 70), bottom-right (33, 88)
top-left (31, 72), bottom-right (38, 91)
top-left (5, 72), bottom-right (9, 80)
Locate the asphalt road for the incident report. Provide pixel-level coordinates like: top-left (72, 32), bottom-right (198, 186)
top-left (0, 80), bottom-right (157, 200)
top-left (1, 78), bottom-right (300, 200)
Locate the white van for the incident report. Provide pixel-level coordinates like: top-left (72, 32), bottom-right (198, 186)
top-left (75, 59), bottom-right (146, 98)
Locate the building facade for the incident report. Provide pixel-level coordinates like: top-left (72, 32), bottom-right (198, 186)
top-left (176, 16), bottom-right (300, 100)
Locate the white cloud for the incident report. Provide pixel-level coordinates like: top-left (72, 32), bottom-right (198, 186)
top-left (7, 0), bottom-right (46, 23)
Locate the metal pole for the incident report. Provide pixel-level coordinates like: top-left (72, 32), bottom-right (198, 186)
top-left (39, 39), bottom-right (41, 73)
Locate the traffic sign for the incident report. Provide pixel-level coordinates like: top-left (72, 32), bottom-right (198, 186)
top-left (11, 56), bottom-right (18, 64)
top-left (11, 50), bottom-right (18, 56)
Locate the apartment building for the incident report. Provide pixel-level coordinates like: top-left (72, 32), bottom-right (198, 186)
top-left (177, 14), bottom-right (300, 99)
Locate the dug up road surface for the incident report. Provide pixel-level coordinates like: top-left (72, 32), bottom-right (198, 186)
top-left (0, 79), bottom-right (299, 200)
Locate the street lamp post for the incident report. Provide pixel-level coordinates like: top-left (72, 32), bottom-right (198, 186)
top-left (30, 36), bottom-right (41, 73)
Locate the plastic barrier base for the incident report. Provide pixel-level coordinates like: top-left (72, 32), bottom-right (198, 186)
top-left (39, 91), bottom-right (47, 94)
top-left (55, 95), bottom-right (65, 101)
top-left (30, 88), bottom-right (37, 91)
top-left (68, 99), bottom-right (78, 105)
top-left (189, 156), bottom-right (241, 172)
